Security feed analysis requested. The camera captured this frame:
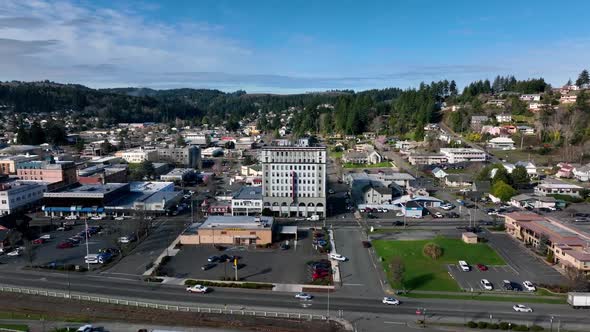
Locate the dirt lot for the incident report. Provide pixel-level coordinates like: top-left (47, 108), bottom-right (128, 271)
top-left (0, 292), bottom-right (344, 332)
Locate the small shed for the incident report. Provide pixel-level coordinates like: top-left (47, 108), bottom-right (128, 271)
top-left (462, 232), bottom-right (478, 244)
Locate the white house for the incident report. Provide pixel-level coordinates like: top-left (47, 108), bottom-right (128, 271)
top-left (510, 194), bottom-right (557, 210)
top-left (495, 113), bottom-right (512, 123)
top-left (519, 94), bottom-right (541, 102)
top-left (573, 164), bottom-right (590, 182)
top-left (515, 161), bottom-right (538, 177)
top-left (120, 148), bottom-right (157, 163)
top-left (487, 137), bottom-right (515, 150)
top-left (439, 148), bottom-right (487, 163)
top-left (431, 167), bottom-right (448, 179)
top-left (343, 150), bottom-right (383, 165)
top-left (534, 181), bottom-right (584, 197)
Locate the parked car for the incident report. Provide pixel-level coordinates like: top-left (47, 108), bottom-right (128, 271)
top-left (476, 263), bottom-right (488, 271)
top-left (186, 284), bottom-right (209, 293)
top-left (362, 241), bottom-right (372, 248)
top-left (39, 234), bottom-right (51, 240)
top-left (522, 280), bottom-right (536, 292)
top-left (32, 238), bottom-right (45, 245)
top-left (85, 252), bottom-right (112, 264)
top-left (503, 280), bottom-right (514, 291)
top-left (446, 212), bottom-right (460, 218)
top-left (6, 248), bottom-right (22, 256)
top-left (382, 296), bottom-right (400, 305)
top-left (56, 225), bottom-right (72, 231)
top-left (329, 253), bottom-right (347, 261)
top-left (201, 263), bottom-right (216, 271)
top-left (433, 212), bottom-right (444, 218)
top-left (207, 255), bottom-right (219, 262)
top-left (64, 215), bottom-right (77, 220)
top-left (118, 234), bottom-right (137, 244)
top-left (76, 325), bottom-right (93, 332)
top-left (98, 248), bottom-right (120, 256)
top-left (512, 304), bottom-right (533, 312)
top-left (480, 279), bottom-right (493, 290)
top-left (90, 215), bottom-right (103, 220)
top-left (458, 260), bottom-right (470, 272)
top-left (294, 292), bottom-right (313, 300)
top-left (114, 216), bottom-right (125, 221)
top-left (312, 271), bottom-right (330, 279)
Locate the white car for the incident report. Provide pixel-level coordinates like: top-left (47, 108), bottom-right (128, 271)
top-left (513, 304), bottom-right (533, 312)
top-left (382, 297), bottom-right (400, 305)
top-left (440, 204), bottom-right (454, 210)
top-left (186, 284), bottom-right (209, 293)
top-left (395, 212), bottom-right (405, 217)
top-left (329, 253), bottom-right (347, 261)
top-left (65, 215), bottom-right (77, 220)
top-left (458, 260), bottom-right (470, 271)
top-left (328, 189), bottom-right (335, 194)
top-left (294, 292), bottom-right (313, 300)
top-left (7, 248), bottom-right (22, 257)
top-left (522, 281), bottom-right (536, 292)
top-left (40, 234), bottom-right (51, 240)
top-left (114, 216), bottom-right (125, 221)
top-left (382, 208), bottom-right (389, 213)
top-left (76, 325), bottom-right (93, 332)
top-left (480, 279), bottom-right (493, 290)
top-left (90, 216), bottom-right (103, 220)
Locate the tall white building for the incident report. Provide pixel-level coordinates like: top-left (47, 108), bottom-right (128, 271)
top-left (120, 149), bottom-right (157, 164)
top-left (261, 145), bottom-right (327, 217)
top-left (0, 181), bottom-right (47, 215)
top-left (439, 148), bottom-right (487, 164)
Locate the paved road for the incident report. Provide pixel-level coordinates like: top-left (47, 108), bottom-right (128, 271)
top-left (0, 268), bottom-right (586, 331)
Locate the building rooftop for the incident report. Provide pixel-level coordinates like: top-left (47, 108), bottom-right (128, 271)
top-left (44, 183), bottom-right (129, 198)
top-left (200, 215), bottom-right (274, 230)
top-left (233, 186), bottom-right (262, 200)
top-left (440, 148), bottom-right (485, 154)
top-left (129, 181), bottom-right (174, 193)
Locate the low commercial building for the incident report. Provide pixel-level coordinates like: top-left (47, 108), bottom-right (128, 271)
top-left (42, 183), bottom-right (130, 217)
top-left (77, 165), bottom-right (128, 185)
top-left (0, 155), bottom-right (39, 175)
top-left (180, 216), bottom-right (274, 245)
top-left (160, 168), bottom-right (197, 183)
top-left (505, 212), bottom-right (590, 274)
top-left (0, 181), bottom-right (47, 215)
top-left (17, 159), bottom-right (77, 190)
top-left (403, 201), bottom-right (424, 218)
top-left (408, 153), bottom-right (448, 165)
top-left (509, 194), bottom-right (557, 210)
top-left (462, 232), bottom-right (478, 244)
top-left (573, 164), bottom-right (590, 182)
top-left (232, 186), bottom-right (263, 216)
top-left (439, 148), bottom-right (487, 164)
top-left (534, 181), bottom-right (584, 198)
top-left (155, 145), bottom-right (201, 169)
top-left (120, 148), bottom-right (157, 163)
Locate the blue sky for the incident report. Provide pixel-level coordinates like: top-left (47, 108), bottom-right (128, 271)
top-left (1, 0), bottom-right (589, 93)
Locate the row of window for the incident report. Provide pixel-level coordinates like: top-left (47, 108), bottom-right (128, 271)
top-left (270, 165), bottom-right (321, 171)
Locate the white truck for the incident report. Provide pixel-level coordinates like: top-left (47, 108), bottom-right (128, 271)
top-left (306, 215), bottom-right (320, 221)
top-left (568, 292), bottom-right (590, 309)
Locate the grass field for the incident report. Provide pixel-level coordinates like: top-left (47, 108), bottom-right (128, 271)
top-left (373, 237), bottom-right (505, 292)
top-left (329, 150), bottom-right (343, 159)
top-left (343, 161), bottom-right (393, 169)
top-left (0, 324), bottom-right (28, 331)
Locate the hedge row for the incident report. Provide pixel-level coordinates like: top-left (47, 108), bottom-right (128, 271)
top-left (466, 321), bottom-right (544, 331)
top-left (184, 279), bottom-right (274, 290)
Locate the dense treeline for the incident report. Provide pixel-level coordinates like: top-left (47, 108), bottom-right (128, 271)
top-left (461, 76), bottom-right (548, 99)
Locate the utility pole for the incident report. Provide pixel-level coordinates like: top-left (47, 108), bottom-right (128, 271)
top-left (327, 288), bottom-right (330, 319)
top-left (234, 257), bottom-right (238, 281)
top-left (550, 316), bottom-right (554, 332)
top-left (85, 219), bottom-right (90, 271)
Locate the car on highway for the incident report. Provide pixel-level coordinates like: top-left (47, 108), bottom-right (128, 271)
top-left (294, 292), bottom-right (313, 300)
top-left (480, 279), bottom-right (493, 290)
top-left (186, 284), bottom-right (209, 293)
top-left (64, 215), bottom-right (77, 220)
top-left (118, 234), bottom-right (137, 244)
top-left (512, 304), bottom-right (533, 312)
top-left (114, 216), bottom-right (125, 221)
top-left (90, 215), bottom-right (103, 220)
top-left (76, 325), bottom-right (93, 332)
top-left (56, 225), bottom-right (72, 231)
top-left (329, 253), bottom-right (347, 261)
top-left (476, 263), bottom-right (488, 271)
top-left (522, 280), bottom-right (536, 292)
top-left (382, 297), bottom-right (400, 305)
top-left (433, 212), bottom-right (444, 218)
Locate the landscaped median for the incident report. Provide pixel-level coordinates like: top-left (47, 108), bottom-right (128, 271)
top-left (184, 279), bottom-right (274, 290)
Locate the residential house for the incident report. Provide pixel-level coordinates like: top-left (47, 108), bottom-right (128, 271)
top-left (509, 194), bottom-right (557, 210)
top-left (534, 181), bottom-right (584, 197)
top-left (556, 163), bottom-right (575, 179)
top-left (444, 174), bottom-right (474, 187)
top-left (517, 126), bottom-right (535, 135)
top-left (431, 167), bottom-right (448, 179)
top-left (515, 161), bottom-right (538, 177)
top-left (362, 184), bottom-right (394, 205)
top-left (528, 102), bottom-right (542, 112)
top-left (486, 99), bottom-right (505, 107)
top-left (342, 150), bottom-right (383, 165)
top-left (487, 137), bottom-right (515, 150)
top-left (470, 116), bottom-right (489, 130)
top-left (496, 113), bottom-right (512, 123)
top-left (560, 92), bottom-right (578, 104)
top-left (573, 164), bottom-right (590, 182)
top-left (519, 94), bottom-right (541, 102)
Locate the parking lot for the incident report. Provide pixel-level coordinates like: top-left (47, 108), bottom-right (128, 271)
top-left (160, 229), bottom-right (327, 284)
top-left (448, 263), bottom-right (527, 292)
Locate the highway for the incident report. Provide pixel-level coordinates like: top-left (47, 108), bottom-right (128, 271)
top-left (0, 268), bottom-right (587, 331)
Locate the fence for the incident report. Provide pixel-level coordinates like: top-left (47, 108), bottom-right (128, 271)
top-left (0, 285), bottom-right (326, 321)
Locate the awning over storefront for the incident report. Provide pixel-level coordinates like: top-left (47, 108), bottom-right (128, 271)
top-left (279, 225), bottom-right (298, 235)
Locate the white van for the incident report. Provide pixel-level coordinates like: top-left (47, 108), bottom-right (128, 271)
top-left (458, 260), bottom-right (470, 271)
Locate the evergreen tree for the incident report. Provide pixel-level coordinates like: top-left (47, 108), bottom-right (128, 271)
top-left (29, 122), bottom-right (46, 145)
top-left (449, 80), bottom-right (458, 96)
top-left (576, 69), bottom-right (590, 88)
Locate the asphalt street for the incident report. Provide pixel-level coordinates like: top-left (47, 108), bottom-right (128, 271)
top-left (0, 268), bottom-right (587, 331)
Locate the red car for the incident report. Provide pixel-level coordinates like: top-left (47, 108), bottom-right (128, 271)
top-left (312, 271), bottom-right (330, 279)
top-left (56, 241), bottom-right (74, 249)
top-left (32, 238), bottom-right (45, 245)
top-left (476, 264), bottom-right (488, 271)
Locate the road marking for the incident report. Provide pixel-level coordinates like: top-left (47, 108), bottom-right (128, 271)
top-left (384, 321), bottom-right (406, 325)
top-left (343, 283), bottom-right (364, 286)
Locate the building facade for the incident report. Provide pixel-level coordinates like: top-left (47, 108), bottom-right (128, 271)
top-left (179, 216), bottom-right (274, 245)
top-left (17, 159), bottom-right (77, 189)
top-left (439, 148), bottom-right (487, 163)
top-left (261, 146), bottom-right (327, 217)
top-left (534, 182), bottom-right (583, 197)
top-left (0, 155), bottom-right (38, 175)
top-left (232, 186), bottom-right (263, 216)
top-left (156, 145), bottom-right (201, 169)
top-left (120, 149), bottom-right (157, 164)
top-left (0, 182), bottom-right (47, 215)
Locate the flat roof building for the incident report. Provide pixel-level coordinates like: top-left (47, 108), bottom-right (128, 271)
top-left (179, 216), bottom-right (274, 246)
top-left (232, 186), bottom-right (262, 216)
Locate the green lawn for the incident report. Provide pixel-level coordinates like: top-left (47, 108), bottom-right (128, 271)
top-left (404, 292), bottom-right (566, 304)
top-left (329, 150), bottom-right (343, 159)
top-left (373, 237), bottom-right (505, 291)
top-left (343, 161), bottom-right (393, 169)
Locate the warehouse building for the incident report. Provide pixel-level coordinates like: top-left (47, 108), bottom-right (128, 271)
top-left (180, 216), bottom-right (274, 245)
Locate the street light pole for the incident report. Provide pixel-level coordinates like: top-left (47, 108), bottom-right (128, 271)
top-left (327, 288), bottom-right (330, 319)
top-left (550, 316), bottom-right (554, 332)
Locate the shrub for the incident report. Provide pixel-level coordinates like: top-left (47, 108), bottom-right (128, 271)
top-left (477, 321), bottom-right (489, 329)
top-left (466, 321), bottom-right (478, 328)
top-left (489, 323), bottom-right (500, 330)
top-left (422, 242), bottom-right (443, 259)
top-left (499, 322), bottom-right (510, 330)
top-left (530, 325), bottom-right (544, 331)
top-left (183, 279), bottom-right (273, 289)
top-left (512, 325), bottom-right (530, 331)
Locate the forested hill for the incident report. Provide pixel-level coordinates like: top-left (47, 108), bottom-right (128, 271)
top-left (0, 81), bottom-right (404, 130)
